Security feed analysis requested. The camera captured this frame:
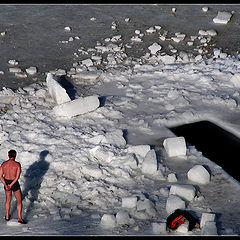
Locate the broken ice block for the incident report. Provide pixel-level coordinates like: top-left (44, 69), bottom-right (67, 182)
top-left (213, 11), bottom-right (232, 24)
top-left (100, 214), bottom-right (116, 229)
top-left (26, 66), bottom-right (37, 75)
top-left (152, 222), bottom-right (167, 234)
top-left (163, 136), bottom-right (186, 157)
top-left (201, 221), bottom-right (218, 235)
top-left (176, 220), bottom-right (189, 233)
top-left (148, 42), bottom-right (162, 55)
top-left (167, 173), bottom-right (178, 183)
top-left (230, 73), bottom-right (240, 88)
top-left (200, 213), bottom-right (216, 228)
top-left (187, 165), bottom-right (210, 185)
top-left (127, 145), bottom-right (151, 158)
top-left (122, 196), bottom-right (137, 209)
top-left (166, 195), bottom-right (186, 214)
top-left (46, 73), bottom-right (71, 105)
top-left (141, 149), bottom-right (158, 175)
top-left (170, 184), bottom-right (196, 202)
top-left (53, 95), bottom-right (100, 117)
top-left (116, 210), bottom-right (133, 225)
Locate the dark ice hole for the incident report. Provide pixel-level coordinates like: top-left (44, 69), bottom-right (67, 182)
top-left (170, 120), bottom-right (240, 183)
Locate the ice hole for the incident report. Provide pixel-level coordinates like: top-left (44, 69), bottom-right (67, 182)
top-left (170, 120), bottom-right (240, 182)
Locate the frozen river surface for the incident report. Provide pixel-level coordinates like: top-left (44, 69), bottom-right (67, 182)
top-left (0, 4), bottom-right (240, 89)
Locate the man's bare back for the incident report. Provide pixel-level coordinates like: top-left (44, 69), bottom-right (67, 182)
top-left (0, 150), bottom-right (26, 223)
top-left (1, 160), bottom-right (21, 180)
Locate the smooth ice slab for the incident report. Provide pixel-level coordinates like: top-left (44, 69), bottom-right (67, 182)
top-left (213, 11), bottom-right (232, 24)
top-left (46, 73), bottom-right (71, 105)
top-left (53, 95), bottom-right (100, 117)
top-left (163, 136), bottom-right (186, 157)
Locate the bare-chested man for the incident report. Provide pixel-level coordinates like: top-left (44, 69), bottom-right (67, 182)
top-left (0, 150), bottom-right (26, 224)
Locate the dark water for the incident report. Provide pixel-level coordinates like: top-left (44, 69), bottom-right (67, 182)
top-left (170, 120), bottom-right (240, 182)
top-left (0, 4), bottom-right (240, 90)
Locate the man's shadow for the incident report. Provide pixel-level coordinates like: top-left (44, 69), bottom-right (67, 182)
top-left (19, 150), bottom-right (50, 220)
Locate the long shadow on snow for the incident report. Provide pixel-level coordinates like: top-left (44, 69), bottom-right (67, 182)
top-left (170, 120), bottom-right (240, 183)
top-left (20, 150), bottom-right (50, 220)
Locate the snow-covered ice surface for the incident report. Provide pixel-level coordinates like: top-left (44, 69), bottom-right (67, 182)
top-left (0, 4), bottom-right (240, 236)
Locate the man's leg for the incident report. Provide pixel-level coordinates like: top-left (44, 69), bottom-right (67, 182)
top-left (5, 190), bottom-right (12, 220)
top-left (13, 189), bottom-right (23, 221)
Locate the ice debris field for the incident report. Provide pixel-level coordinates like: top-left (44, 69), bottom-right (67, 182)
top-left (0, 7), bottom-right (239, 236)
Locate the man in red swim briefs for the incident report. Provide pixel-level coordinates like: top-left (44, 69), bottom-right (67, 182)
top-left (0, 150), bottom-right (26, 224)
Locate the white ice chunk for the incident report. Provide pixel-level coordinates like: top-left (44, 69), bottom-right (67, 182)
top-left (199, 29), bottom-right (208, 36)
top-left (152, 222), bottom-right (167, 234)
top-left (141, 149), bottom-right (158, 175)
top-left (82, 58), bottom-right (93, 67)
top-left (213, 11), bottom-right (232, 24)
top-left (8, 59), bottom-right (18, 66)
top-left (148, 42), bottom-right (162, 55)
top-left (169, 184), bottom-right (196, 202)
top-left (102, 129), bottom-right (126, 148)
top-left (116, 210), bottom-right (134, 225)
top-left (176, 220), bottom-right (189, 233)
top-left (200, 212), bottom-right (216, 228)
top-left (9, 67), bottom-right (22, 73)
top-left (213, 48), bottom-right (221, 57)
top-left (158, 54), bottom-right (176, 64)
top-left (100, 214), bottom-right (116, 229)
top-left (166, 195), bottom-right (186, 214)
top-left (202, 6), bottom-right (209, 12)
top-left (187, 165), bottom-right (210, 185)
top-left (136, 199), bottom-right (154, 211)
top-left (46, 73), bottom-right (71, 105)
top-left (230, 73), bottom-right (240, 88)
top-left (207, 29), bottom-right (217, 36)
top-left (26, 66), bottom-right (37, 75)
top-left (122, 196), bottom-right (137, 209)
top-left (201, 221), bottom-right (218, 235)
top-left (80, 164), bottom-right (103, 179)
top-left (127, 145), bottom-right (151, 158)
top-left (163, 137), bottom-right (186, 157)
top-left (53, 95), bottom-right (100, 117)
top-left (89, 145), bottom-right (115, 163)
top-left (64, 26), bottom-right (71, 31)
top-left (167, 173), bottom-right (178, 182)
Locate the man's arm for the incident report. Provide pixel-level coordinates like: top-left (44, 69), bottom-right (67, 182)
top-left (0, 164), bottom-right (9, 190)
top-left (8, 162), bottom-right (21, 188)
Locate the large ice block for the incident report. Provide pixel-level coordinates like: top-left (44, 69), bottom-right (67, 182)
top-left (46, 73), bottom-right (71, 104)
top-left (53, 95), bottom-right (100, 117)
top-left (163, 136), bottom-right (187, 157)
